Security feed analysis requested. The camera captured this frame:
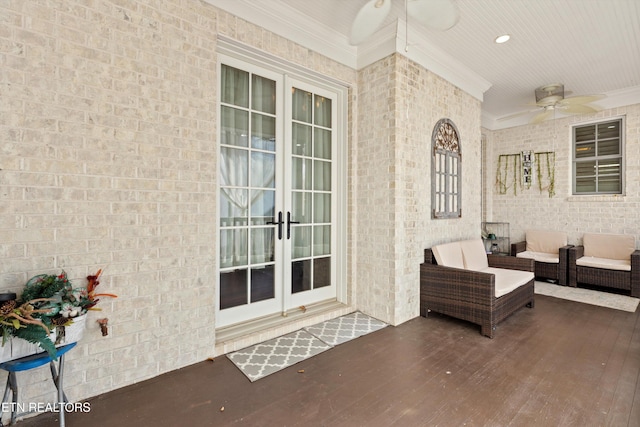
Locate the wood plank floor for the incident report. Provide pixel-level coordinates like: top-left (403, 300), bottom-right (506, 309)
top-left (19, 294), bottom-right (640, 427)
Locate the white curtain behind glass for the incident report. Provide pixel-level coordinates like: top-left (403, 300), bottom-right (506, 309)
top-left (220, 66), bottom-right (276, 267)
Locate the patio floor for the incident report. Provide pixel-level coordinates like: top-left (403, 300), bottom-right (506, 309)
top-left (18, 293), bottom-right (640, 426)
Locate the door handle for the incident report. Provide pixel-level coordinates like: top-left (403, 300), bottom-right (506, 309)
top-left (267, 211), bottom-right (284, 240)
top-left (287, 212), bottom-right (300, 240)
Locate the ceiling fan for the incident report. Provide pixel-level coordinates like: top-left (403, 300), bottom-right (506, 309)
top-left (501, 83), bottom-right (605, 124)
top-left (350, 0), bottom-right (460, 45)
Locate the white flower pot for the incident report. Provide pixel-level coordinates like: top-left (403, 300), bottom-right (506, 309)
top-left (57, 313), bottom-right (87, 346)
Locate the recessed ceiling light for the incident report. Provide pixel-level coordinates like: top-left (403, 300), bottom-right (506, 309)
top-left (495, 34), bottom-right (510, 44)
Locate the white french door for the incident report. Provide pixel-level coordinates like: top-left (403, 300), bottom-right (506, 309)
top-left (217, 57), bottom-right (342, 328)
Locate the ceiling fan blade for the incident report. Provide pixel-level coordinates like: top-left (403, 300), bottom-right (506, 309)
top-left (530, 109), bottom-right (553, 124)
top-left (559, 95), bottom-right (605, 105)
top-left (407, 0), bottom-right (460, 31)
top-left (497, 109), bottom-right (539, 122)
top-left (558, 95), bottom-right (605, 105)
top-left (558, 104), bottom-right (600, 114)
top-left (349, 0), bottom-right (392, 45)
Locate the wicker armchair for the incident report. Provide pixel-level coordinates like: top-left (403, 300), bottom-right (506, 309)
top-left (510, 230), bottom-right (572, 285)
top-left (420, 243), bottom-right (535, 338)
top-left (568, 233), bottom-right (640, 298)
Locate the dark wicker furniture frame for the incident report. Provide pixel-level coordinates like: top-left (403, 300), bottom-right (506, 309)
top-left (568, 246), bottom-right (640, 298)
top-left (510, 242), bottom-right (573, 285)
top-left (420, 248), bottom-right (535, 338)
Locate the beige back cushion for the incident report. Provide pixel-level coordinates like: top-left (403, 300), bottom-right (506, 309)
top-left (460, 239), bottom-right (489, 271)
top-left (525, 230), bottom-right (568, 255)
top-left (583, 233), bottom-right (635, 260)
top-left (432, 242), bottom-right (464, 268)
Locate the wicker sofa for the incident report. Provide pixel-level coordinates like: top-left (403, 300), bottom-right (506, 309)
top-left (510, 230), bottom-right (572, 285)
top-left (420, 239), bottom-right (535, 338)
top-left (568, 233), bottom-right (640, 297)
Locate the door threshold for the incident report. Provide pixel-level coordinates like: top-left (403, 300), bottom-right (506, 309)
top-left (215, 299), bottom-right (351, 345)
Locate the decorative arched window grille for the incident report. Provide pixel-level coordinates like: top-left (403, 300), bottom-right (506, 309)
top-left (431, 119), bottom-right (461, 219)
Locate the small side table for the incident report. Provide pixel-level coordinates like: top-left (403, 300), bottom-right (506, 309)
top-left (0, 342), bottom-right (77, 427)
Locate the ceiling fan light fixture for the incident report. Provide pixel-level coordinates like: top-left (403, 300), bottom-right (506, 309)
top-left (535, 83), bottom-right (564, 106)
top-left (494, 34), bottom-right (510, 44)
top-left (407, 0), bottom-right (460, 31)
top-left (349, 0), bottom-right (392, 45)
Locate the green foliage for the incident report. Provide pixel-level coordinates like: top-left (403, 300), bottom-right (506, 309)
top-left (21, 272), bottom-right (71, 304)
top-left (12, 323), bottom-right (57, 359)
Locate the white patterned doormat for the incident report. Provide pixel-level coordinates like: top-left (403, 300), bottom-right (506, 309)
top-left (227, 312), bottom-right (387, 382)
top-left (535, 281), bottom-right (639, 312)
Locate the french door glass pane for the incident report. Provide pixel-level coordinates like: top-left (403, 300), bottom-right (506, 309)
top-left (251, 228), bottom-right (274, 264)
top-left (220, 107), bottom-right (248, 147)
top-left (314, 128), bottom-right (331, 159)
top-left (313, 193), bottom-right (330, 223)
top-left (293, 123), bottom-right (312, 156)
top-left (220, 228), bottom-right (247, 268)
top-left (220, 269), bottom-right (247, 309)
top-left (220, 147), bottom-right (248, 187)
top-left (292, 88), bottom-right (312, 123)
top-left (251, 74), bottom-right (276, 114)
top-left (313, 258), bottom-right (331, 288)
top-left (250, 152), bottom-right (276, 188)
top-left (314, 95), bottom-right (331, 127)
top-left (292, 191), bottom-right (312, 224)
top-left (291, 260), bottom-right (311, 293)
top-left (250, 189), bottom-right (274, 226)
top-left (292, 226), bottom-right (311, 258)
top-left (221, 66), bottom-right (249, 107)
top-left (313, 225), bottom-right (330, 256)
top-left (220, 189), bottom-right (248, 228)
top-left (314, 160), bottom-right (331, 191)
top-left (251, 266), bottom-right (275, 302)
top-left (251, 113), bottom-right (276, 150)
top-left (292, 157), bottom-right (312, 190)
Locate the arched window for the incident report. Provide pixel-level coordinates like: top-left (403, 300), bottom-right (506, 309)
top-left (431, 119), bottom-right (461, 219)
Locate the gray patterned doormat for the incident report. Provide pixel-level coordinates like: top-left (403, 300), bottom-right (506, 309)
top-left (303, 311), bottom-right (388, 345)
top-left (227, 312), bottom-right (387, 382)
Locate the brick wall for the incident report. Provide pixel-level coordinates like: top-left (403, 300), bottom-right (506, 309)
top-left (0, 0), bottom-right (223, 408)
top-left (483, 104), bottom-right (640, 246)
top-left (355, 54), bottom-right (483, 326)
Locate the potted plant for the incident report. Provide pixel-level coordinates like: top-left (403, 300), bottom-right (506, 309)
top-left (3, 269), bottom-right (117, 360)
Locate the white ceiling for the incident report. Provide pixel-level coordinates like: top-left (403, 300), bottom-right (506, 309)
top-left (207, 0), bottom-right (640, 130)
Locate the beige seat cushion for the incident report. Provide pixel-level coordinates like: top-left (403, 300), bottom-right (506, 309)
top-left (460, 239), bottom-right (489, 271)
top-left (576, 256), bottom-right (631, 271)
top-left (482, 267), bottom-right (534, 298)
top-left (583, 233), bottom-right (635, 260)
top-left (432, 241), bottom-right (464, 268)
top-left (516, 250), bottom-right (559, 264)
top-left (525, 230), bottom-right (567, 255)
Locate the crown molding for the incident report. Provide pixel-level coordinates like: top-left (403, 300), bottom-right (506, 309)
top-left (394, 19), bottom-right (491, 102)
top-left (204, 0), bottom-right (357, 68)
